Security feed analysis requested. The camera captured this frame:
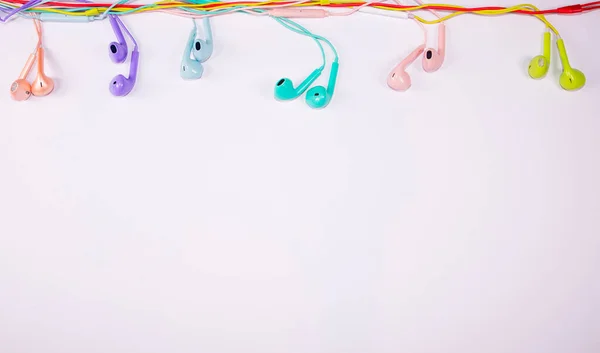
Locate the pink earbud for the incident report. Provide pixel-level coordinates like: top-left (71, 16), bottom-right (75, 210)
top-left (387, 44), bottom-right (425, 91)
top-left (422, 23), bottom-right (446, 73)
top-left (9, 53), bottom-right (36, 101)
top-left (31, 47), bottom-right (54, 96)
top-left (9, 19), bottom-right (54, 101)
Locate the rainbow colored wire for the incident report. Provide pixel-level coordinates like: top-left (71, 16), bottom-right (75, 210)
top-left (2, 0), bottom-right (600, 26)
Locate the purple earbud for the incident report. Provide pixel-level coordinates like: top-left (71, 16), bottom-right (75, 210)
top-left (107, 16), bottom-right (139, 97)
top-left (108, 15), bottom-right (128, 63)
top-left (109, 49), bottom-right (139, 96)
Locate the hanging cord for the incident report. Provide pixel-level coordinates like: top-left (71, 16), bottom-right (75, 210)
top-left (390, 0), bottom-right (427, 43)
top-left (276, 16), bottom-right (338, 63)
top-left (33, 17), bottom-right (42, 48)
top-left (190, 16), bottom-right (212, 40)
top-left (113, 13), bottom-right (137, 48)
top-left (273, 17), bottom-right (326, 70)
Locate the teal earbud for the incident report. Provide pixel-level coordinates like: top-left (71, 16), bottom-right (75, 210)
top-left (305, 61), bottom-right (338, 109)
top-left (274, 67), bottom-right (323, 100)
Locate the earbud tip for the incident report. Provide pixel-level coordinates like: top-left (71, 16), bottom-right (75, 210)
top-left (192, 40), bottom-right (212, 62)
top-left (9, 79), bottom-right (32, 101)
top-left (276, 78), bottom-right (288, 86)
top-left (274, 78), bottom-right (297, 101)
top-left (32, 76), bottom-right (55, 96)
top-left (180, 61), bottom-right (204, 80)
top-left (387, 71), bottom-right (411, 91)
top-left (109, 42), bottom-right (127, 64)
top-left (422, 50), bottom-right (443, 73)
top-left (559, 69), bottom-right (586, 91)
top-left (527, 56), bottom-right (549, 79)
top-left (305, 86), bottom-right (328, 109)
top-left (109, 75), bottom-right (131, 96)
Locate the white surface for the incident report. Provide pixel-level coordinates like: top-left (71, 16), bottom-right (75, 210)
top-left (1, 1), bottom-right (600, 352)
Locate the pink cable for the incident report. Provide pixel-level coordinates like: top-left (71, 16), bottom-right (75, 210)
top-left (390, 0), bottom-right (426, 43)
top-left (329, 1), bottom-right (382, 16)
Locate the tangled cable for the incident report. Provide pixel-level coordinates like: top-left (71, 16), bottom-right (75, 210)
top-left (2, 0), bottom-right (599, 107)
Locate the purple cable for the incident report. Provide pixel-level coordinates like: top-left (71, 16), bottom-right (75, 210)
top-left (1, 0), bottom-right (44, 22)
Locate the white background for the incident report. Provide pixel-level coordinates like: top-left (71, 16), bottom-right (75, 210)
top-left (1, 0), bottom-right (599, 352)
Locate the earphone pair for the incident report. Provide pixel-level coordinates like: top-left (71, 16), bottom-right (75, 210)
top-left (273, 17), bottom-right (339, 109)
top-left (275, 60), bottom-right (339, 109)
top-left (528, 30), bottom-right (585, 90)
top-left (108, 15), bottom-right (139, 96)
top-left (180, 18), bottom-right (213, 80)
top-left (10, 19), bottom-right (54, 101)
top-left (388, 23), bottom-right (446, 91)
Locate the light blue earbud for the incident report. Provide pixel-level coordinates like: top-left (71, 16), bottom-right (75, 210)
top-left (180, 27), bottom-right (203, 80)
top-left (192, 18), bottom-right (213, 62)
top-left (305, 60), bottom-right (338, 109)
top-left (274, 67), bottom-right (323, 101)
top-left (180, 18), bottom-right (212, 80)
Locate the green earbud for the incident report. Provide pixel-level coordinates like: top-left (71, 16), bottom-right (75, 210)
top-left (557, 39), bottom-right (586, 91)
top-left (528, 32), bottom-right (551, 79)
